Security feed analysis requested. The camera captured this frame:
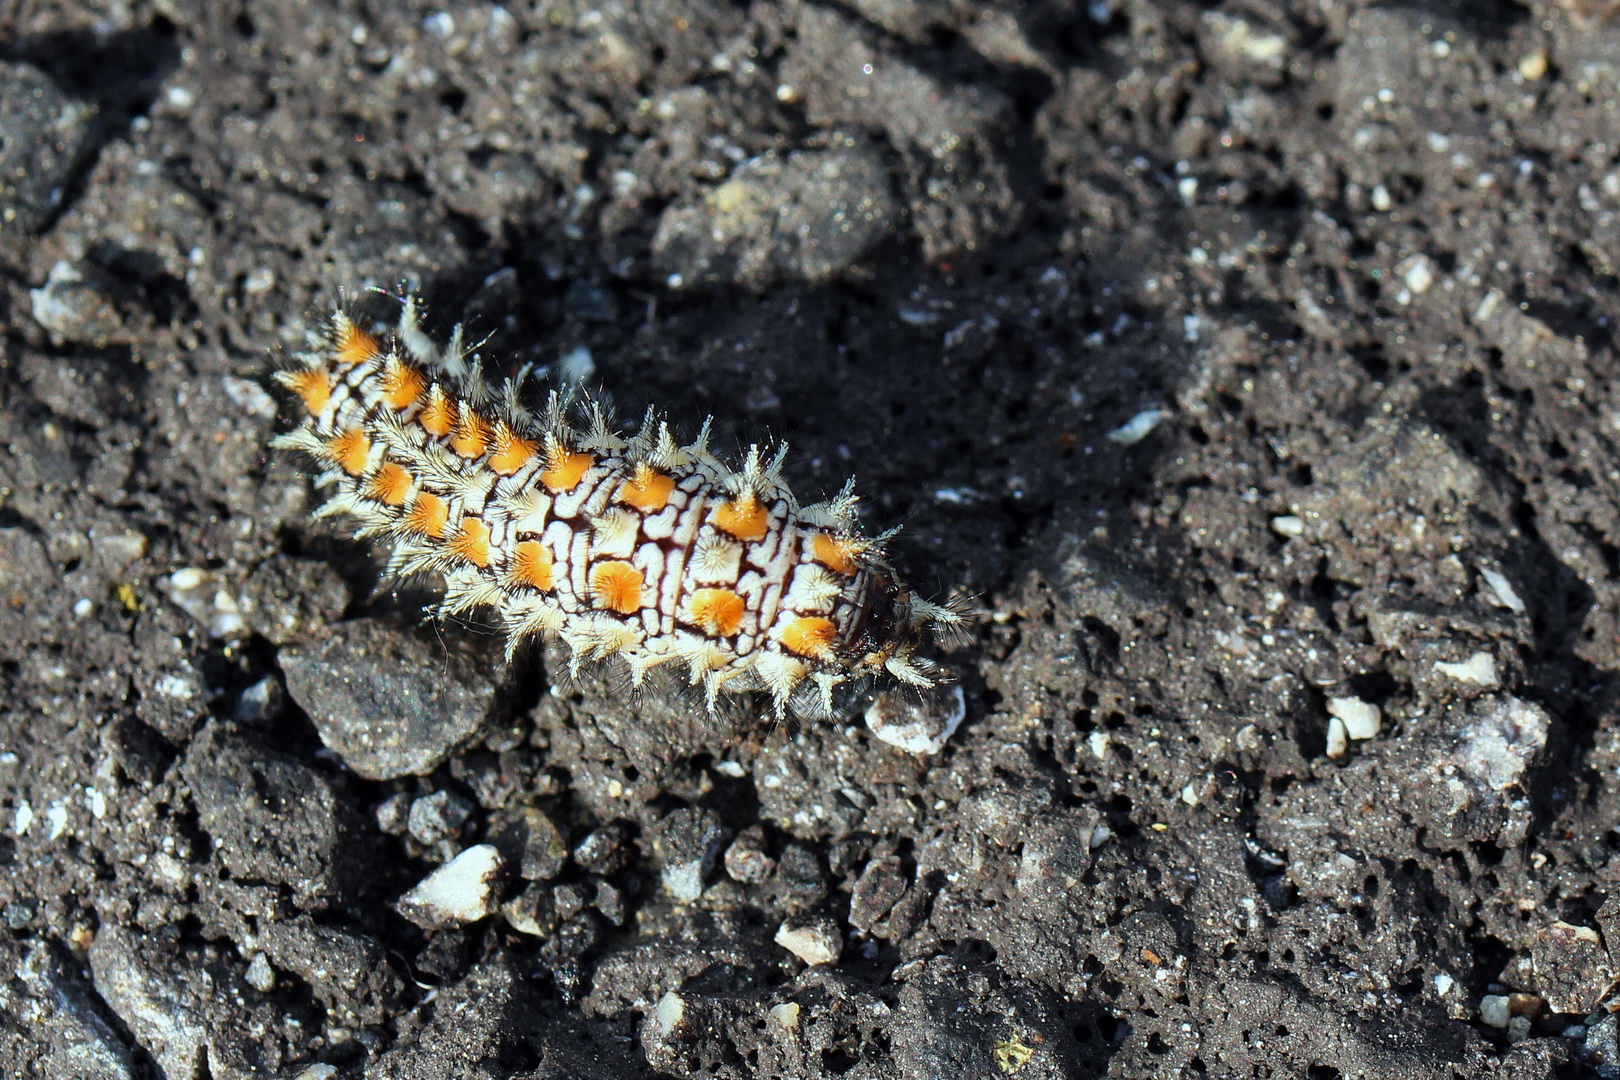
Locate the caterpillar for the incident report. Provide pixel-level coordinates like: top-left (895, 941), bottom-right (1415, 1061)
top-left (271, 295), bottom-right (967, 717)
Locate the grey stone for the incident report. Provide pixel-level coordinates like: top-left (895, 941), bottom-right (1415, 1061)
top-left (408, 789), bottom-right (476, 846)
top-left (0, 939), bottom-right (136, 1080)
top-left (572, 822), bottom-right (631, 874)
top-left (279, 620), bottom-right (495, 780)
top-left (29, 259), bottom-right (128, 346)
top-left (653, 145), bottom-right (897, 291)
top-left (87, 926), bottom-right (271, 1080)
top-left (849, 854), bottom-right (908, 934)
top-left (723, 824), bottom-right (775, 885)
top-left (1454, 695), bottom-right (1550, 793)
top-left (0, 62), bottom-right (96, 235)
top-left (650, 807), bottom-right (730, 903)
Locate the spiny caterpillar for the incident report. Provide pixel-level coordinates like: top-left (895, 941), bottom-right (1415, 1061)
top-left (272, 295), bottom-right (967, 716)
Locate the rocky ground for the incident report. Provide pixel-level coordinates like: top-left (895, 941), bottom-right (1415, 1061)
top-left (4, 0), bottom-right (1620, 1076)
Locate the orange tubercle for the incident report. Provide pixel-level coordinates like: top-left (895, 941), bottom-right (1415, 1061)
top-left (780, 616), bottom-right (837, 659)
top-left (334, 320), bottom-right (380, 366)
top-left (448, 516), bottom-right (492, 568)
top-left (450, 411), bottom-right (491, 459)
top-left (590, 560), bottom-right (644, 614)
top-left (326, 427), bottom-right (371, 476)
top-left (510, 540), bottom-right (555, 591)
top-left (713, 492), bottom-right (768, 542)
top-left (488, 424), bottom-right (537, 476)
top-left (365, 461), bottom-right (414, 506)
top-left (810, 533), bottom-right (857, 575)
top-left (286, 368), bottom-right (332, 416)
top-left (405, 492), bottom-right (449, 539)
top-left (617, 463), bottom-right (675, 512)
top-left (381, 361), bottom-right (426, 410)
top-left (418, 387), bottom-right (457, 438)
top-left (541, 448), bottom-right (595, 493)
top-left (687, 588), bottom-right (746, 637)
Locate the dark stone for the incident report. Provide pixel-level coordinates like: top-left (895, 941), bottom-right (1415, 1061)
top-left (259, 915), bottom-right (403, 1027)
top-left (368, 958), bottom-right (528, 1080)
top-left (893, 958), bottom-right (1082, 1080)
top-left (572, 822), bottom-right (632, 874)
top-left (1531, 921), bottom-right (1612, 1014)
top-left (179, 721), bottom-right (361, 907)
top-left (88, 926), bottom-right (284, 1080)
top-left (849, 854), bottom-right (908, 935)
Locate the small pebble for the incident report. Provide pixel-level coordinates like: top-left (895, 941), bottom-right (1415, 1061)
top-left (1480, 994), bottom-right (1510, 1028)
top-left (407, 790), bottom-right (476, 846)
top-left (651, 806), bottom-right (729, 903)
top-left (724, 825), bottom-right (776, 885)
top-left (1479, 568), bottom-right (1526, 614)
top-left (1434, 652), bottom-right (1499, 687)
top-left (1270, 515), bottom-right (1305, 537)
top-left (1107, 409), bottom-right (1168, 445)
top-left (1327, 696), bottom-right (1381, 741)
top-left (374, 792), bottom-right (412, 836)
top-left (394, 844), bottom-right (504, 929)
top-left (552, 882), bottom-right (592, 921)
top-left (1325, 716), bottom-right (1349, 759)
top-left (573, 823), bottom-right (631, 874)
top-left (775, 918), bottom-right (842, 966)
top-left (594, 880), bottom-right (627, 926)
top-left (516, 807), bottom-right (569, 881)
top-left (649, 991), bottom-right (686, 1038)
top-left (245, 952), bottom-right (275, 993)
top-left (501, 884), bottom-right (559, 938)
top-left (864, 683), bottom-right (965, 756)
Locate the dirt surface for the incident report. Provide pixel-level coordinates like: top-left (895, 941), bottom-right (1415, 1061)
top-left (6, 0), bottom-right (1620, 1076)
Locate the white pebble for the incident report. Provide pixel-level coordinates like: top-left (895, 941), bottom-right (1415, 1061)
top-left (1328, 696), bottom-right (1381, 740)
top-left (1088, 730), bottom-right (1110, 759)
top-left (1479, 994), bottom-right (1510, 1028)
top-left (1400, 255), bottom-right (1435, 295)
top-left (1270, 515), bottom-right (1305, 537)
top-left (1107, 409), bottom-right (1168, 446)
top-left (649, 991), bottom-right (686, 1037)
top-left (1325, 716), bottom-right (1349, 759)
top-left (775, 919), bottom-right (842, 966)
top-left (1371, 184), bottom-right (1392, 211)
top-left (769, 1002), bottom-right (801, 1029)
top-left (394, 844), bottom-right (504, 929)
top-left (864, 684), bottom-right (965, 756)
top-left (46, 803), bottom-right (68, 841)
top-left (1434, 652), bottom-right (1499, 687)
top-left (1479, 568), bottom-right (1525, 614)
top-left (13, 801), bottom-right (33, 837)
